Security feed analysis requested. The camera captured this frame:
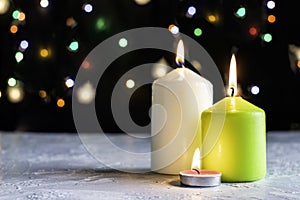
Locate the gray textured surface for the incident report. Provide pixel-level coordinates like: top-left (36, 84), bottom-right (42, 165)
top-left (0, 132), bottom-right (300, 200)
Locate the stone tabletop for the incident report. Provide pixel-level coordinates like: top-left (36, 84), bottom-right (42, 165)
top-left (0, 132), bottom-right (300, 200)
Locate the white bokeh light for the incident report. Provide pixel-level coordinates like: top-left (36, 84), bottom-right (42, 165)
top-left (126, 79), bottom-right (135, 89)
top-left (83, 4), bottom-right (93, 13)
top-left (187, 6), bottom-right (196, 16)
top-left (250, 85), bottom-right (260, 95)
top-left (0, 0), bottom-right (10, 14)
top-left (40, 0), bottom-right (49, 8)
top-left (65, 78), bottom-right (74, 88)
top-left (76, 81), bottom-right (95, 104)
top-left (266, 1), bottom-right (275, 9)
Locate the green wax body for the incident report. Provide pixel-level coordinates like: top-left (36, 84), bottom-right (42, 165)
top-left (201, 97), bottom-right (266, 182)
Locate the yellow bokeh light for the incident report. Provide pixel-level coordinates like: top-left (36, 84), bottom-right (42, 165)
top-left (39, 90), bottom-right (47, 98)
top-left (267, 15), bottom-right (276, 23)
top-left (208, 14), bottom-right (217, 23)
top-left (57, 98), bottom-right (65, 107)
top-left (10, 25), bottom-right (18, 34)
top-left (40, 49), bottom-right (49, 58)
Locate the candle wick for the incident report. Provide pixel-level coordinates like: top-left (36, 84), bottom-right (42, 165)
top-left (230, 87), bottom-right (234, 97)
top-left (192, 168), bottom-right (200, 174)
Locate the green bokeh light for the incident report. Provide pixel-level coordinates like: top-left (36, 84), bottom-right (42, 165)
top-left (236, 7), bottom-right (246, 18)
top-left (15, 52), bottom-right (24, 63)
top-left (263, 33), bottom-right (272, 42)
top-left (68, 41), bottom-right (79, 51)
top-left (12, 10), bottom-right (20, 19)
top-left (194, 28), bottom-right (202, 37)
top-left (96, 18), bottom-right (106, 30)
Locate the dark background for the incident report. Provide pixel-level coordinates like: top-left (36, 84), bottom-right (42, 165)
top-left (0, 0), bottom-right (299, 132)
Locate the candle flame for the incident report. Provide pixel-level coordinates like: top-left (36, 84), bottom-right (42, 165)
top-left (176, 40), bottom-right (185, 67)
top-left (191, 148), bottom-right (201, 170)
top-left (227, 54), bottom-right (238, 96)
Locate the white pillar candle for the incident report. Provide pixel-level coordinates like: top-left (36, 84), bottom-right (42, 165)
top-left (151, 66), bottom-right (213, 174)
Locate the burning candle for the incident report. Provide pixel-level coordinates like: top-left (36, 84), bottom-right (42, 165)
top-left (179, 148), bottom-right (222, 187)
top-left (151, 40), bottom-right (213, 174)
top-left (201, 54), bottom-right (266, 182)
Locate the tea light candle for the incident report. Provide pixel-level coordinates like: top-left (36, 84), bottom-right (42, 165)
top-left (179, 148), bottom-right (222, 187)
top-left (151, 40), bottom-right (213, 174)
top-left (201, 54), bottom-right (266, 182)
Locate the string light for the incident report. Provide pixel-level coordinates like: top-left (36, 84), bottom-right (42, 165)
top-left (297, 60), bottom-right (300, 69)
top-left (207, 14), bottom-right (217, 23)
top-left (0, 91), bottom-right (2, 98)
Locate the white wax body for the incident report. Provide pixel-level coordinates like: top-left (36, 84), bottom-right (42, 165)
top-left (151, 68), bottom-right (213, 174)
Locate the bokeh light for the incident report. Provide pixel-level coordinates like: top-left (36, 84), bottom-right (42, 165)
top-left (266, 1), bottom-right (275, 9)
top-left (8, 78), bottom-right (17, 87)
top-left (267, 15), bottom-right (276, 23)
top-left (83, 3), bottom-right (93, 13)
top-left (15, 52), bottom-right (24, 63)
top-left (263, 33), bottom-right (272, 42)
top-left (235, 7), bottom-right (246, 18)
top-left (186, 6), bottom-right (196, 17)
top-left (207, 14), bottom-right (217, 23)
top-left (249, 27), bottom-right (258, 37)
top-left (39, 90), bottom-right (47, 98)
top-left (68, 41), bottom-right (79, 52)
top-left (194, 28), bottom-right (202, 37)
top-left (40, 0), bottom-right (49, 8)
top-left (12, 10), bottom-right (20, 19)
top-left (57, 98), bottom-right (65, 107)
top-left (168, 24), bottom-right (179, 35)
top-left (7, 86), bottom-right (24, 103)
top-left (40, 48), bottom-right (49, 58)
top-left (76, 81), bottom-right (95, 104)
top-left (18, 12), bottom-right (25, 21)
top-left (65, 78), bottom-right (74, 88)
top-left (81, 60), bottom-right (91, 69)
top-left (66, 17), bottom-right (77, 28)
top-left (126, 79), bottom-right (135, 89)
top-left (0, 0), bottom-right (10, 14)
top-left (118, 38), bottom-right (128, 48)
top-left (96, 18), bottom-right (106, 31)
top-left (297, 60), bottom-right (300, 69)
top-left (20, 40), bottom-right (29, 50)
top-left (10, 25), bottom-right (18, 34)
top-left (250, 85), bottom-right (260, 95)
top-left (134, 0), bottom-right (151, 6)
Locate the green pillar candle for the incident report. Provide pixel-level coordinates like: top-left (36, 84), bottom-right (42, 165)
top-left (201, 54), bottom-right (266, 182)
top-left (201, 97), bottom-right (266, 182)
